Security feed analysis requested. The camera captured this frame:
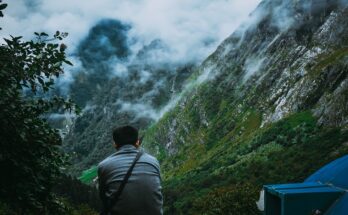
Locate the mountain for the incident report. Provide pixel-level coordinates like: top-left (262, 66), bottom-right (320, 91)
top-left (141, 0), bottom-right (348, 213)
top-left (65, 0), bottom-right (348, 214)
top-left (63, 19), bottom-right (196, 174)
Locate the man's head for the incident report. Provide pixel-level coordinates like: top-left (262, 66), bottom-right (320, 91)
top-left (112, 125), bottom-right (140, 149)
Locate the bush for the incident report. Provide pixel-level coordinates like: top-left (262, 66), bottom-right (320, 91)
top-left (191, 184), bottom-right (260, 215)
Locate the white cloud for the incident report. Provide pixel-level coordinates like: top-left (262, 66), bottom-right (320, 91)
top-left (1, 0), bottom-right (261, 121)
top-left (243, 57), bottom-right (266, 82)
top-left (116, 100), bottom-right (159, 121)
top-left (1, 0), bottom-right (261, 64)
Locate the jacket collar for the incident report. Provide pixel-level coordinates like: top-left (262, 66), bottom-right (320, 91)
top-left (117, 144), bottom-right (137, 152)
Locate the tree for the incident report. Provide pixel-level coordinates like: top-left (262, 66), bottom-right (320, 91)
top-left (0, 1), bottom-right (79, 214)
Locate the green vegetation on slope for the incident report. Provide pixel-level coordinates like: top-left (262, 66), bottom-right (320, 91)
top-left (159, 112), bottom-right (348, 214)
top-left (310, 47), bottom-right (348, 75)
top-left (138, 57), bottom-right (348, 214)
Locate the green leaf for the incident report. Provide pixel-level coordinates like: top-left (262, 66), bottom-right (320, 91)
top-left (38, 78), bottom-right (44, 85)
top-left (3, 38), bottom-right (11, 45)
top-left (64, 60), bottom-right (73, 66)
top-left (0, 3), bottom-right (8, 10)
top-left (13, 36), bottom-right (23, 41)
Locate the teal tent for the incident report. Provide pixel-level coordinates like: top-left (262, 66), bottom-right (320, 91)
top-left (305, 155), bottom-right (348, 214)
top-left (264, 155), bottom-right (348, 215)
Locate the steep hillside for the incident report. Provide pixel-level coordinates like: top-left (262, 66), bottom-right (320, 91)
top-left (142, 0), bottom-right (348, 213)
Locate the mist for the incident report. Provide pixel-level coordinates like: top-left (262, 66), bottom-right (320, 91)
top-left (243, 57), bottom-right (266, 82)
top-left (1, 0), bottom-right (261, 64)
top-left (1, 0), bottom-right (262, 124)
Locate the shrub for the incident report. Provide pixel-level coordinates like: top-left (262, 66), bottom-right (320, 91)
top-left (191, 184), bottom-right (260, 215)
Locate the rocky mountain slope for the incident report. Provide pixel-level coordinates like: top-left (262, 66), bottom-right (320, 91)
top-left (65, 0), bottom-right (348, 214)
top-left (141, 0), bottom-right (348, 213)
top-left (145, 0), bottom-right (348, 154)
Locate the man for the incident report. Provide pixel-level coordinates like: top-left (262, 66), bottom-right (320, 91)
top-left (98, 125), bottom-right (163, 215)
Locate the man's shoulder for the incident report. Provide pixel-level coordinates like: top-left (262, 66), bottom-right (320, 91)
top-left (142, 151), bottom-right (158, 161)
top-left (141, 151), bottom-right (160, 168)
top-left (98, 153), bottom-right (117, 170)
top-left (98, 150), bottom-right (160, 171)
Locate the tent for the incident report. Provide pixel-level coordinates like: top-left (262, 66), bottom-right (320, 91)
top-left (264, 155), bottom-right (348, 215)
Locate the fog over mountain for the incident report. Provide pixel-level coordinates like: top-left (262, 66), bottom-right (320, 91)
top-left (0, 0), bottom-right (257, 171)
top-left (2, 0), bottom-right (260, 74)
top-left (1, 0), bottom-right (261, 124)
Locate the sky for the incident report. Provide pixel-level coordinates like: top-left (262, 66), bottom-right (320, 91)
top-left (1, 0), bottom-right (261, 63)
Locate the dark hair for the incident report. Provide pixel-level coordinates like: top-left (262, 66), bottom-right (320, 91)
top-left (112, 125), bottom-right (138, 146)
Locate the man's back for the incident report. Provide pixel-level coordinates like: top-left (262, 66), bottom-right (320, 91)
top-left (98, 145), bottom-right (163, 215)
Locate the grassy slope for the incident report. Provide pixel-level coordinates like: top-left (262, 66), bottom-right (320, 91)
top-left (156, 111), bottom-right (348, 214)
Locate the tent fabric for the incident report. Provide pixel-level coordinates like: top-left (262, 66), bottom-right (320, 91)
top-left (306, 155), bottom-right (348, 189)
top-left (305, 155), bottom-right (348, 215)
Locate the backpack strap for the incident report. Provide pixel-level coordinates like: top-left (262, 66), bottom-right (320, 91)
top-left (101, 150), bottom-right (144, 215)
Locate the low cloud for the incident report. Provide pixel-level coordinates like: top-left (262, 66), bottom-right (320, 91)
top-left (1, 0), bottom-right (260, 65)
top-left (116, 100), bottom-right (159, 121)
top-left (243, 57), bottom-right (266, 82)
top-left (1, 0), bottom-right (262, 124)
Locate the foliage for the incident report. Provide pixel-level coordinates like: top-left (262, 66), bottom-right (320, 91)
top-left (0, 202), bottom-right (15, 215)
top-left (158, 112), bottom-right (348, 214)
top-left (70, 204), bottom-right (99, 215)
top-left (309, 47), bottom-right (348, 75)
top-left (54, 175), bottom-right (101, 211)
top-left (191, 183), bottom-right (259, 215)
top-left (0, 3), bottom-right (80, 213)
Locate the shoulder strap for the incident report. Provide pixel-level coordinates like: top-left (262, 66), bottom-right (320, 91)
top-left (101, 150), bottom-right (144, 215)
